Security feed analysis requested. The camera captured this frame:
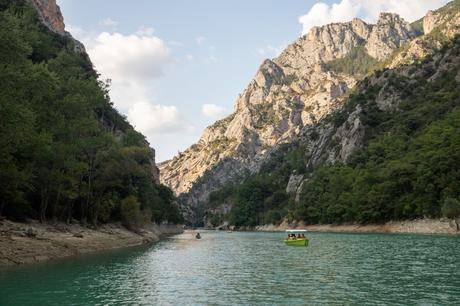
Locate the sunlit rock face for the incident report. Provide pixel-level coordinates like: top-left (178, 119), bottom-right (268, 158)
top-left (159, 13), bottom-right (419, 222)
top-left (30, 0), bottom-right (65, 34)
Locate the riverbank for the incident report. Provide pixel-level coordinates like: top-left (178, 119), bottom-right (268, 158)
top-left (0, 219), bottom-right (183, 266)
top-left (254, 218), bottom-right (460, 234)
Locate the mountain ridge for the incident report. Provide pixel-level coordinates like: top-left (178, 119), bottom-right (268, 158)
top-left (160, 10), bottom-right (423, 222)
top-left (201, 2), bottom-right (460, 228)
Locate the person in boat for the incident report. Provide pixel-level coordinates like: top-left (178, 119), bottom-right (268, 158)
top-left (301, 233), bottom-right (306, 239)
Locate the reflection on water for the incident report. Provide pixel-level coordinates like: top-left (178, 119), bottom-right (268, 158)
top-left (1, 231), bottom-right (460, 305)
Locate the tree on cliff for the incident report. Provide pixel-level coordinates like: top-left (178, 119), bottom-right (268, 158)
top-left (0, 0), bottom-right (182, 225)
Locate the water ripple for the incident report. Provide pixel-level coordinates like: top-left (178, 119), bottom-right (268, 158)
top-left (1, 231), bottom-right (460, 305)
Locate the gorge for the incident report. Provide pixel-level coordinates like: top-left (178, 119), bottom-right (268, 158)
top-left (1, 0), bottom-right (460, 267)
top-left (160, 1), bottom-right (460, 229)
top-left (1, 1), bottom-right (460, 305)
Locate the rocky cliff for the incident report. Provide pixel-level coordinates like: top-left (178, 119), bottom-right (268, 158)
top-left (200, 1), bottom-right (460, 228)
top-left (28, 0), bottom-right (85, 53)
top-left (285, 1), bottom-right (460, 205)
top-left (160, 12), bottom-right (418, 222)
top-left (389, 1), bottom-right (460, 68)
top-left (29, 0), bottom-right (65, 34)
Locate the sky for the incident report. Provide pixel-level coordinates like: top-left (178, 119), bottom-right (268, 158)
top-left (57, 0), bottom-right (449, 162)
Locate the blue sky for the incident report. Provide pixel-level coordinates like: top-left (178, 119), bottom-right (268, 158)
top-left (57, 0), bottom-right (448, 161)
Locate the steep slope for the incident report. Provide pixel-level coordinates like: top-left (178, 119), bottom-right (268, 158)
top-left (0, 0), bottom-right (180, 225)
top-left (204, 1), bottom-right (460, 228)
top-left (389, 1), bottom-right (460, 68)
top-left (160, 12), bottom-right (417, 222)
top-left (28, 0), bottom-right (65, 34)
top-left (29, 0), bottom-right (160, 183)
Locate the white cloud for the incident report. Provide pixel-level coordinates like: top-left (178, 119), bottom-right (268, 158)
top-left (128, 102), bottom-right (183, 134)
top-left (195, 36), bottom-right (206, 45)
top-left (186, 54), bottom-right (194, 61)
top-left (99, 17), bottom-right (118, 27)
top-left (299, 0), bottom-right (449, 34)
top-left (202, 104), bottom-right (230, 118)
top-left (86, 31), bottom-right (171, 84)
top-left (78, 27), bottom-right (192, 147)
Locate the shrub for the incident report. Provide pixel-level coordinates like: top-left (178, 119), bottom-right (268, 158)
top-left (441, 198), bottom-right (460, 218)
top-left (263, 210), bottom-right (282, 224)
top-left (326, 45), bottom-right (379, 76)
top-left (120, 196), bottom-right (143, 229)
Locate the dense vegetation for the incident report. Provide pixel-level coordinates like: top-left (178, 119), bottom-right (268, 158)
top-left (203, 144), bottom-right (306, 227)
top-left (325, 45), bottom-right (380, 76)
top-left (410, 18), bottom-right (424, 36)
top-left (204, 37), bottom-right (460, 227)
top-left (0, 0), bottom-right (182, 226)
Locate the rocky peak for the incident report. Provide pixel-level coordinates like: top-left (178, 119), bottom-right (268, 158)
top-left (29, 0), bottom-right (65, 35)
top-left (160, 10), bottom-right (420, 219)
top-left (390, 1), bottom-right (460, 68)
top-left (365, 13), bottom-right (416, 60)
top-left (351, 18), bottom-right (372, 38)
top-left (276, 13), bottom-right (415, 73)
top-left (422, 2), bottom-right (460, 37)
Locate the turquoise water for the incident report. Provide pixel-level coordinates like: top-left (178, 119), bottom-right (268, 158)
top-left (1, 231), bottom-right (460, 305)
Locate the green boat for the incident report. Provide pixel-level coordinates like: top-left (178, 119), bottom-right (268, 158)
top-left (284, 229), bottom-right (309, 247)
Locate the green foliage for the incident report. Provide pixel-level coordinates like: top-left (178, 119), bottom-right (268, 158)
top-left (326, 45), bottom-right (380, 76)
top-left (207, 137), bottom-right (236, 153)
top-left (253, 103), bottom-right (280, 127)
top-left (120, 196), bottom-right (143, 229)
top-left (441, 198), bottom-right (460, 218)
top-left (281, 74), bottom-right (298, 86)
top-left (209, 214), bottom-right (224, 227)
top-left (207, 36), bottom-right (460, 227)
top-left (410, 18), bottom-right (424, 36)
top-left (0, 2), bottom-right (181, 226)
top-left (294, 61), bottom-right (460, 223)
top-left (203, 144), bottom-right (303, 227)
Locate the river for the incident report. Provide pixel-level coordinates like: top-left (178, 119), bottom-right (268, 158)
top-left (1, 231), bottom-right (459, 305)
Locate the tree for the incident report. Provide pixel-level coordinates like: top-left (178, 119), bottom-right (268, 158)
top-left (441, 198), bottom-right (460, 219)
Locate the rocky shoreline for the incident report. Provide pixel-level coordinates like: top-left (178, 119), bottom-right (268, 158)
top-left (0, 219), bottom-right (183, 267)
top-left (253, 219), bottom-right (460, 234)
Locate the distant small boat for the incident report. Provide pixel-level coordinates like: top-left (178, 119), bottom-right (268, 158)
top-left (195, 233), bottom-right (201, 239)
top-left (226, 230), bottom-right (233, 233)
top-left (284, 229), bottom-right (309, 247)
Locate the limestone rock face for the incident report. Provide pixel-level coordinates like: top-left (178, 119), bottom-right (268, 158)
top-left (423, 10), bottom-right (445, 35)
top-left (160, 13), bottom-right (419, 223)
top-left (289, 10), bottom-right (460, 203)
top-left (365, 13), bottom-right (416, 60)
top-left (30, 0), bottom-right (65, 34)
top-left (390, 3), bottom-right (460, 68)
top-left (28, 0), bottom-right (86, 53)
top-left (286, 175), bottom-right (304, 195)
